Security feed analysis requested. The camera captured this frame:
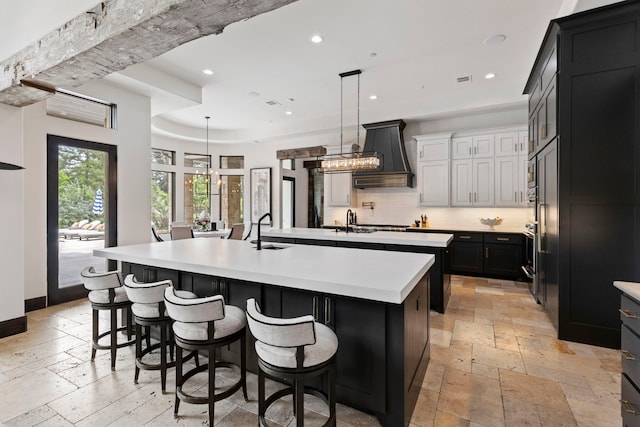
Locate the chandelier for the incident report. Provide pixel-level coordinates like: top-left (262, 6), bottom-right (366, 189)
top-left (320, 70), bottom-right (382, 173)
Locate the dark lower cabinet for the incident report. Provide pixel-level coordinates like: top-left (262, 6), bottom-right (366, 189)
top-left (445, 232), bottom-right (524, 279)
top-left (264, 287), bottom-right (387, 412)
top-left (450, 242), bottom-right (484, 274)
top-left (484, 243), bottom-right (523, 277)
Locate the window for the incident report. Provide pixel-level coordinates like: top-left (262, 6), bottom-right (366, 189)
top-left (220, 175), bottom-right (244, 227)
top-left (282, 159), bottom-right (295, 170)
top-left (151, 171), bottom-right (174, 233)
top-left (185, 173), bottom-right (211, 225)
top-left (46, 91), bottom-right (116, 129)
top-left (151, 148), bottom-right (175, 165)
top-left (220, 156), bottom-right (244, 169)
top-left (184, 153), bottom-right (211, 169)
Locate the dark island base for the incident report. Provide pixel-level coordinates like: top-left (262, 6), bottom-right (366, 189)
top-left (122, 262), bottom-right (430, 427)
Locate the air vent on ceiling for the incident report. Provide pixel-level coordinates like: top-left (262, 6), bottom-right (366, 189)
top-left (456, 75), bottom-right (472, 83)
top-left (265, 100), bottom-right (281, 106)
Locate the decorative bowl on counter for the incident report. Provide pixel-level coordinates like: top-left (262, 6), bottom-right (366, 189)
top-left (480, 217), bottom-right (503, 228)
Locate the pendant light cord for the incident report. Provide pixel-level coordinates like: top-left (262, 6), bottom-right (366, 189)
top-left (340, 76), bottom-right (344, 156)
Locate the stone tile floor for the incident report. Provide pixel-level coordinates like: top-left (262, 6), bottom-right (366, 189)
top-left (0, 275), bottom-right (621, 426)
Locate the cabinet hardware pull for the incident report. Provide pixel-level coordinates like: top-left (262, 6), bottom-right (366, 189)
top-left (347, 194), bottom-right (350, 203)
top-left (416, 296), bottom-right (420, 311)
top-left (514, 142), bottom-right (517, 152)
top-left (324, 297), bottom-right (332, 327)
top-left (521, 191), bottom-right (523, 202)
top-left (621, 399), bottom-right (637, 415)
top-left (515, 191), bottom-right (517, 201)
top-left (622, 349), bottom-right (637, 361)
top-left (474, 146), bottom-right (478, 155)
top-left (312, 296), bottom-right (319, 321)
top-left (474, 192), bottom-right (477, 202)
top-left (469, 192), bottom-right (472, 203)
top-left (220, 281), bottom-right (227, 300)
top-left (497, 237), bottom-right (510, 242)
top-left (212, 279), bottom-right (218, 295)
top-left (459, 235), bottom-right (471, 239)
top-left (620, 309), bottom-right (638, 319)
top-left (468, 147), bottom-right (471, 155)
top-left (485, 247), bottom-right (489, 258)
top-left (420, 194), bottom-right (423, 203)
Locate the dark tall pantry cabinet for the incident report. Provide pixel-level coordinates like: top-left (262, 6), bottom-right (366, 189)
top-left (525, 0), bottom-right (640, 349)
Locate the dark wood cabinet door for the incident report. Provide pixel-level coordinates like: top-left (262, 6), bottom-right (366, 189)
top-left (330, 295), bottom-right (386, 412)
top-left (450, 242), bottom-right (483, 273)
top-left (483, 243), bottom-right (523, 278)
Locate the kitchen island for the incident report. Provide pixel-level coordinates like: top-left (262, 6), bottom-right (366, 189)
top-left (262, 227), bottom-right (453, 313)
top-left (95, 238), bottom-right (434, 427)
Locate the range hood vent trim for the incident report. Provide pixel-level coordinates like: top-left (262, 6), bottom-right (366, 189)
top-left (352, 119), bottom-right (414, 188)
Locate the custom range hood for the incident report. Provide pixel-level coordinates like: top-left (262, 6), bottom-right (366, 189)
top-left (352, 119), bottom-right (413, 188)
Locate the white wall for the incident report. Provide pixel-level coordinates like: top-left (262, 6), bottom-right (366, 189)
top-left (21, 80), bottom-right (150, 300)
top-left (0, 104), bottom-right (25, 323)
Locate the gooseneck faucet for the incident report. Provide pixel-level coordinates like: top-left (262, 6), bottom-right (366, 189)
top-left (346, 209), bottom-right (353, 233)
top-left (256, 212), bottom-right (272, 250)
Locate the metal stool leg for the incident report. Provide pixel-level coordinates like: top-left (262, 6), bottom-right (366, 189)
top-left (110, 306), bottom-right (117, 370)
top-left (91, 309), bottom-right (98, 361)
top-left (134, 322), bottom-right (142, 383)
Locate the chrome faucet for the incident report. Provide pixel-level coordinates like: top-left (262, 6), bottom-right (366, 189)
top-left (346, 209), bottom-right (353, 233)
top-left (256, 212), bottom-right (272, 250)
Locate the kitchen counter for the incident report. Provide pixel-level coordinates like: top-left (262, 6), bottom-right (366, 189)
top-left (263, 227), bottom-right (452, 247)
top-left (614, 281), bottom-right (640, 301)
top-left (94, 238), bottom-right (434, 304)
top-left (407, 225), bottom-right (527, 234)
top-left (94, 238), bottom-right (433, 426)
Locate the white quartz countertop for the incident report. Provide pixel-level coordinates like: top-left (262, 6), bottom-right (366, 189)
top-left (614, 281), bottom-right (640, 302)
top-left (263, 228), bottom-right (453, 247)
top-left (94, 239), bottom-right (435, 304)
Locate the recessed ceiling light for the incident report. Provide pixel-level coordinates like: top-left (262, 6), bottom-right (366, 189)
top-left (311, 35), bottom-right (323, 43)
top-left (369, 94), bottom-right (378, 100)
top-left (285, 111), bottom-right (293, 115)
top-left (370, 52), bottom-right (377, 58)
top-left (483, 34), bottom-right (506, 45)
top-left (485, 73), bottom-right (496, 79)
top-left (248, 91), bottom-right (260, 97)
top-left (202, 69), bottom-right (214, 75)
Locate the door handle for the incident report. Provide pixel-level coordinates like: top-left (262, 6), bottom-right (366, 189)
top-left (312, 296), bottom-right (319, 321)
top-left (622, 349), bottom-right (637, 361)
top-left (621, 400), bottom-right (637, 415)
top-left (620, 309), bottom-right (638, 319)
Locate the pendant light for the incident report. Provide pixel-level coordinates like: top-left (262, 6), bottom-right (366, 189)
top-left (319, 69), bottom-right (382, 173)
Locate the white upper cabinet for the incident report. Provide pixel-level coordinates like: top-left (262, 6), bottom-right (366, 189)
top-left (415, 134), bottom-right (451, 207)
top-left (324, 145), bottom-right (356, 207)
top-left (452, 134), bottom-right (494, 159)
top-left (326, 172), bottom-right (355, 207)
top-left (494, 156), bottom-right (520, 206)
top-left (417, 127), bottom-right (526, 208)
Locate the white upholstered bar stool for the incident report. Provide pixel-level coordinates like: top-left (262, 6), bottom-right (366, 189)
top-left (164, 286), bottom-right (248, 426)
top-left (80, 266), bottom-right (134, 370)
top-left (246, 298), bottom-right (338, 427)
top-left (123, 275), bottom-right (198, 392)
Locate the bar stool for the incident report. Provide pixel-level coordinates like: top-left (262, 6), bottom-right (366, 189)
top-left (80, 266), bottom-right (135, 370)
top-left (123, 274), bottom-right (198, 392)
top-left (164, 286), bottom-right (248, 426)
top-left (246, 298), bottom-right (338, 427)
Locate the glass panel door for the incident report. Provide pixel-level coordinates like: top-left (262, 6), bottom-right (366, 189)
top-left (47, 135), bottom-right (117, 305)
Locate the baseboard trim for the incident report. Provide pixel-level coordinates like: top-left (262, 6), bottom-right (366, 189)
top-left (25, 296), bottom-right (47, 312)
top-left (0, 316), bottom-right (27, 339)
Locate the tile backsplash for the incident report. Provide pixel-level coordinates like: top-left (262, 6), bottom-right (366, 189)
top-left (325, 187), bottom-right (529, 233)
